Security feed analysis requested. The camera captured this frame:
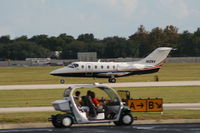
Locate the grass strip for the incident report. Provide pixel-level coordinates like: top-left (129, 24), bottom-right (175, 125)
top-left (134, 110), bottom-right (200, 120)
top-left (0, 86), bottom-right (200, 107)
top-left (0, 111), bottom-right (58, 124)
top-left (0, 110), bottom-right (200, 124)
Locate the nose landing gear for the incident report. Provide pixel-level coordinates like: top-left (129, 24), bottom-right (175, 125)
top-left (60, 79), bottom-right (65, 84)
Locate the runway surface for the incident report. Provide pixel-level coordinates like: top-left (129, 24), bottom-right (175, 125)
top-left (0, 103), bottom-right (200, 113)
top-left (0, 80), bottom-right (200, 90)
top-left (0, 123), bottom-right (200, 133)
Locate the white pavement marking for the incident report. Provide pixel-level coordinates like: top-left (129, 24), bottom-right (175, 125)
top-left (163, 103), bottom-right (200, 110)
top-left (0, 103), bottom-right (200, 113)
top-left (104, 81), bottom-right (200, 88)
top-left (0, 107), bottom-right (54, 113)
top-left (0, 81), bottom-right (200, 90)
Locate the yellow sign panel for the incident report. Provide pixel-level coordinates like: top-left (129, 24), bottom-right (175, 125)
top-left (128, 99), bottom-right (147, 112)
top-left (127, 99), bottom-right (163, 112)
top-left (147, 99), bottom-right (163, 112)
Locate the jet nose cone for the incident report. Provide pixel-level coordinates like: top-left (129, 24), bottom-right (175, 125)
top-left (50, 70), bottom-right (55, 75)
top-left (50, 70), bottom-right (58, 76)
top-left (50, 67), bottom-right (68, 76)
top-left (50, 68), bottom-right (63, 76)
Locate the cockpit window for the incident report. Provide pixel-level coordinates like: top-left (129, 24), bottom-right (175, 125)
top-left (74, 64), bottom-right (79, 67)
top-left (67, 63), bottom-right (79, 68)
top-left (68, 64), bottom-right (74, 68)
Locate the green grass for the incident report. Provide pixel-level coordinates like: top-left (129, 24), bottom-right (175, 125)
top-left (0, 110), bottom-right (200, 124)
top-left (0, 111), bottom-right (59, 124)
top-left (0, 63), bottom-right (199, 125)
top-left (115, 86), bottom-right (200, 103)
top-left (134, 110), bottom-right (200, 120)
top-left (0, 63), bottom-right (200, 85)
top-left (0, 86), bottom-right (200, 107)
top-left (0, 89), bottom-right (64, 107)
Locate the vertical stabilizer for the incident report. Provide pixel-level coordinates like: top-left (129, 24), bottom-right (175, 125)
top-left (138, 47), bottom-right (172, 65)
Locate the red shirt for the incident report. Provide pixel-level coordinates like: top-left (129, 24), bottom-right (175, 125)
top-left (92, 98), bottom-right (99, 106)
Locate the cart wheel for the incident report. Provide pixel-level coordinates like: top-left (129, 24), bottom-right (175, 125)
top-left (62, 116), bottom-right (73, 128)
top-left (108, 78), bottom-right (116, 83)
top-left (120, 113), bottom-right (133, 126)
top-left (51, 115), bottom-right (64, 128)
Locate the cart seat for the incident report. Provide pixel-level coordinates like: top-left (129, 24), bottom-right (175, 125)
top-left (81, 96), bottom-right (97, 118)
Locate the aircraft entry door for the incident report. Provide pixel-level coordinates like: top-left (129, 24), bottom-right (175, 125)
top-left (85, 64), bottom-right (93, 76)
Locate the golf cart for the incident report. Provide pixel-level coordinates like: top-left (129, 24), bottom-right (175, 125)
top-left (49, 83), bottom-right (134, 128)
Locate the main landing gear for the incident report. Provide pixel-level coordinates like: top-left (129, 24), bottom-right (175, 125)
top-left (108, 77), bottom-right (116, 83)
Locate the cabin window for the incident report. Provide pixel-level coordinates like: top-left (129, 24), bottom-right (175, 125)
top-left (107, 66), bottom-right (109, 69)
top-left (101, 66), bottom-right (103, 69)
top-left (81, 65), bottom-right (84, 69)
top-left (95, 65), bottom-right (97, 69)
top-left (113, 66), bottom-right (115, 69)
top-left (88, 65), bottom-right (91, 69)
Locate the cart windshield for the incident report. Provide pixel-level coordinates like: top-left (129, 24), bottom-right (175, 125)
top-left (101, 87), bottom-right (120, 104)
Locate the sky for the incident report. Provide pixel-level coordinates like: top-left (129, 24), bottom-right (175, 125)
top-left (0, 0), bottom-right (200, 39)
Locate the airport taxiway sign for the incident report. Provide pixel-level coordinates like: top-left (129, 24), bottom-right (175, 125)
top-left (147, 99), bottom-right (163, 112)
top-left (128, 99), bottom-right (147, 112)
top-left (128, 99), bottom-right (163, 112)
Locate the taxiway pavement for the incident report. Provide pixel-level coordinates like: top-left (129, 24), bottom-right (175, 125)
top-left (0, 123), bottom-right (200, 133)
top-left (0, 80), bottom-right (200, 90)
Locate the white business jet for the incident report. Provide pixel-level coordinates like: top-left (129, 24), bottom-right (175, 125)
top-left (50, 47), bottom-right (172, 83)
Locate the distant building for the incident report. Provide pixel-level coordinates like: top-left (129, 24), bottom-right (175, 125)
top-left (77, 52), bottom-right (97, 61)
top-left (25, 58), bottom-right (51, 65)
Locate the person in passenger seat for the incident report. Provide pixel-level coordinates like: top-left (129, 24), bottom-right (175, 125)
top-left (90, 91), bottom-right (99, 107)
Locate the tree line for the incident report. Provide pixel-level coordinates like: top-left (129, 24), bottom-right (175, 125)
top-left (0, 25), bottom-right (200, 60)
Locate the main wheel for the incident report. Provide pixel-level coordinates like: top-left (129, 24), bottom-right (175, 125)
top-left (120, 113), bottom-right (133, 126)
top-left (62, 116), bottom-right (73, 128)
top-left (108, 78), bottom-right (116, 83)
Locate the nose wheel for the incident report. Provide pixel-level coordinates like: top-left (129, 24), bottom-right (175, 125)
top-left (60, 79), bottom-right (65, 84)
top-left (108, 78), bottom-right (116, 83)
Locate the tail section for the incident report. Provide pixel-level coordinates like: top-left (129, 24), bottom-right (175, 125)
top-left (138, 47), bottom-right (172, 66)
